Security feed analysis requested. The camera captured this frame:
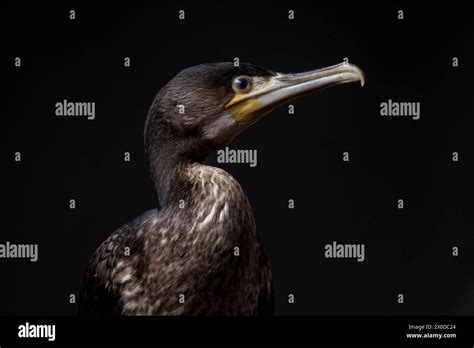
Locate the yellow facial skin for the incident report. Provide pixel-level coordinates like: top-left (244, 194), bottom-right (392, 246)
top-left (224, 76), bottom-right (273, 124)
top-left (225, 97), bottom-right (264, 124)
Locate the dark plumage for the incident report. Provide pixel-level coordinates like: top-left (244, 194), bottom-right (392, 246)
top-left (79, 61), bottom-right (364, 315)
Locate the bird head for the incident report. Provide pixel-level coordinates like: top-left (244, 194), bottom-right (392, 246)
top-left (145, 62), bottom-right (364, 160)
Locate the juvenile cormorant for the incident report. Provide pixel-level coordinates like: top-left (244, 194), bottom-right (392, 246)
top-left (79, 61), bottom-right (365, 315)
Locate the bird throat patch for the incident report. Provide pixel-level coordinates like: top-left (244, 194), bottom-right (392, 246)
top-left (225, 97), bottom-right (264, 124)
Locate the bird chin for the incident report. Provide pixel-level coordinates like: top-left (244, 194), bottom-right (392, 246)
top-left (202, 110), bottom-right (267, 148)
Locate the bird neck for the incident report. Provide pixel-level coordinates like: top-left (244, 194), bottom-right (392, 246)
top-left (148, 148), bottom-right (258, 243)
top-left (145, 117), bottom-right (213, 207)
top-left (145, 124), bottom-right (260, 258)
top-left (147, 147), bottom-right (244, 211)
top-left (144, 118), bottom-right (253, 232)
top-left (146, 147), bottom-right (195, 208)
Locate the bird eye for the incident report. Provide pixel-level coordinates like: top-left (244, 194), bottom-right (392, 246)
top-left (232, 76), bottom-right (252, 93)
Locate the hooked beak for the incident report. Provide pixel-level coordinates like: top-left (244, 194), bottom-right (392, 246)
top-left (225, 62), bottom-right (365, 124)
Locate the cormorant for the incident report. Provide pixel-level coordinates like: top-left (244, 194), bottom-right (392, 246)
top-left (79, 61), bottom-right (365, 315)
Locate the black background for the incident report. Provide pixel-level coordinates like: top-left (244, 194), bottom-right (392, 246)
top-left (5, 0), bottom-right (474, 316)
